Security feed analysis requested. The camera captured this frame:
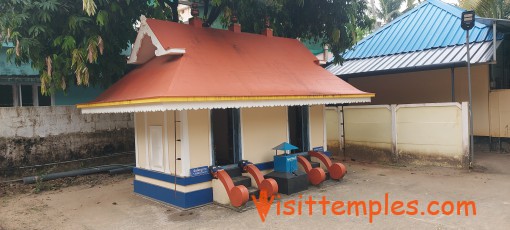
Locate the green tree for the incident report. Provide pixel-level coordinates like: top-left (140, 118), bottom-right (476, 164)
top-left (401, 0), bottom-right (423, 14)
top-left (0, 0), bottom-right (177, 95)
top-left (405, 0), bottom-right (422, 10)
top-left (378, 0), bottom-right (405, 23)
top-left (1, 0), bottom-right (372, 94)
top-left (460, 0), bottom-right (510, 19)
top-left (207, 0), bottom-right (373, 63)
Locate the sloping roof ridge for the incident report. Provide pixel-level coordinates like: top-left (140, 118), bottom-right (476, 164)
top-left (354, 1), bottom-right (429, 46)
top-left (354, 0), bottom-right (486, 49)
top-left (428, 0), bottom-right (487, 29)
top-left (428, 0), bottom-right (464, 16)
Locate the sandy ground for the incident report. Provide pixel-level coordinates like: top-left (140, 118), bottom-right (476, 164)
top-left (1, 151), bottom-right (509, 230)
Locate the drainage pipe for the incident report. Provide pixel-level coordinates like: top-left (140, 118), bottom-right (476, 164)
top-left (108, 166), bottom-right (134, 175)
top-left (22, 164), bottom-right (132, 184)
top-left (10, 151), bottom-right (135, 170)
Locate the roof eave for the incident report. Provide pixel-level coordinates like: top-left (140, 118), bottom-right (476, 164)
top-left (337, 61), bottom-right (493, 78)
top-left (78, 96), bottom-right (374, 114)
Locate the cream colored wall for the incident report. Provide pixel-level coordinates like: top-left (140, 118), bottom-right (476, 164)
top-left (187, 109), bottom-right (211, 168)
top-left (241, 107), bottom-right (288, 164)
top-left (137, 106), bottom-right (327, 175)
top-left (165, 111), bottom-right (179, 175)
top-left (325, 108), bottom-right (341, 154)
top-left (489, 90), bottom-right (510, 137)
top-left (326, 108), bottom-right (340, 141)
top-left (309, 105), bottom-right (326, 150)
top-left (135, 112), bottom-right (147, 168)
top-left (348, 65), bottom-right (490, 136)
top-left (343, 106), bottom-right (392, 151)
top-left (339, 103), bottom-right (468, 167)
top-left (453, 66), bottom-right (490, 136)
top-left (212, 179), bottom-right (230, 205)
top-left (490, 91), bottom-right (501, 137)
top-left (396, 105), bottom-right (464, 158)
top-left (135, 111), bottom-right (184, 175)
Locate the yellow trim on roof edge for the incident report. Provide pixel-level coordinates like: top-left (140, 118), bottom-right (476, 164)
top-left (77, 94), bottom-right (375, 109)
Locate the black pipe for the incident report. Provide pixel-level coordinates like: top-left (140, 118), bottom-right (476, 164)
top-left (0, 178), bottom-right (23, 184)
top-left (108, 166), bottom-right (134, 175)
top-left (0, 151), bottom-right (135, 171)
top-left (22, 164), bottom-right (132, 184)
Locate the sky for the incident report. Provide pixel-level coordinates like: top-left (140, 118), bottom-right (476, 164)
top-left (412, 0), bottom-right (460, 9)
top-left (440, 0), bottom-right (459, 4)
top-left (373, 0), bottom-right (460, 12)
top-left (442, 0), bottom-right (459, 4)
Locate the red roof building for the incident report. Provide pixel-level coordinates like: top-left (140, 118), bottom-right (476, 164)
top-left (77, 14), bottom-right (373, 209)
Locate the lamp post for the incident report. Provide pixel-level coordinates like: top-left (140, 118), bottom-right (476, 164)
top-left (461, 10), bottom-right (475, 168)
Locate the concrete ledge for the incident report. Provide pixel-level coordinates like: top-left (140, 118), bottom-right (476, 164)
top-left (344, 144), bottom-right (394, 163)
top-left (398, 151), bottom-right (468, 168)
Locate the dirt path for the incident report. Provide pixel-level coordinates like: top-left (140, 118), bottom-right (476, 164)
top-left (1, 153), bottom-right (510, 230)
top-left (0, 174), bottom-right (136, 230)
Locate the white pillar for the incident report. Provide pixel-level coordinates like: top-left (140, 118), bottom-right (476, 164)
top-left (391, 104), bottom-right (398, 162)
top-left (50, 93), bottom-right (55, 106)
top-left (12, 84), bottom-right (19, 107)
top-left (32, 85), bottom-right (39, 106)
top-left (18, 84), bottom-right (22, 107)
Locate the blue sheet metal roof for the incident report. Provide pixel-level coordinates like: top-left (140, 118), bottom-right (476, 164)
top-left (327, 41), bottom-right (499, 77)
top-left (342, 0), bottom-right (502, 60)
top-left (0, 44), bottom-right (39, 81)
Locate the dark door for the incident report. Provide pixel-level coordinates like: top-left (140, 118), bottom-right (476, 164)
top-left (211, 108), bottom-right (241, 166)
top-left (288, 106), bottom-right (309, 153)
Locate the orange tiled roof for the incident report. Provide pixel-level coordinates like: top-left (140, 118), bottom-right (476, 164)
top-left (78, 18), bottom-right (373, 110)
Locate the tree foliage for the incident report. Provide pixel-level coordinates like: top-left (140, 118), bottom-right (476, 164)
top-left (460, 0), bottom-right (510, 19)
top-left (377, 0), bottom-right (405, 23)
top-left (373, 0), bottom-right (423, 25)
top-left (0, 0), bottom-right (178, 95)
top-left (1, 0), bottom-right (372, 93)
top-left (197, 0), bottom-right (373, 64)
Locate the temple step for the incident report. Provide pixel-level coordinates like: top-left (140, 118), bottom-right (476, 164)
top-left (310, 161), bottom-right (321, 169)
top-left (224, 167), bottom-right (242, 178)
top-left (247, 186), bottom-right (260, 198)
top-left (231, 175), bottom-right (252, 188)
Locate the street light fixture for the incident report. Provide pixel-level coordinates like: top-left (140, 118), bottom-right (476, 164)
top-left (461, 11), bottom-right (475, 30)
top-left (461, 10), bottom-right (475, 168)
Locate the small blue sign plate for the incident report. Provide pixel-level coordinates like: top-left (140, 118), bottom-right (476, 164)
top-left (190, 166), bottom-right (210, 177)
top-left (313, 146), bottom-right (324, 152)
